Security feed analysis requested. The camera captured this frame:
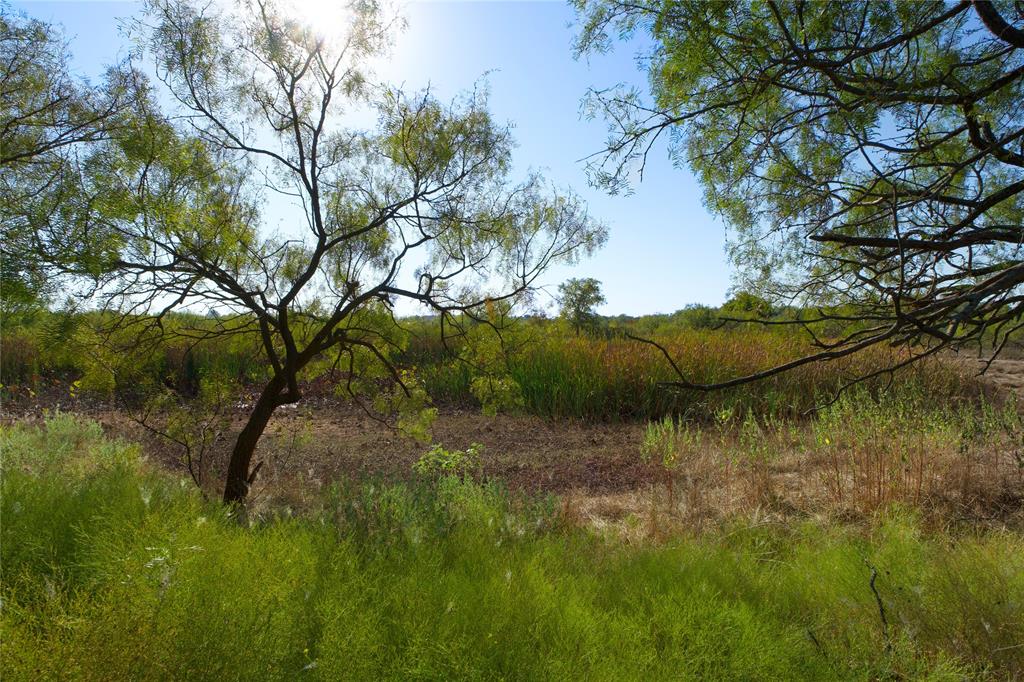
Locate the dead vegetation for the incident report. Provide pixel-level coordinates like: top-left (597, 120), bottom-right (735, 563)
top-left (4, 358), bottom-right (1023, 537)
top-left (19, 393), bottom-right (1013, 538)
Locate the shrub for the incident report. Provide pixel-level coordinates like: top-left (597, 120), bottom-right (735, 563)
top-left (412, 442), bottom-right (484, 480)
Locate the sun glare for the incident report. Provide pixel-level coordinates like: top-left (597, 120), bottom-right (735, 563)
top-left (282, 0), bottom-right (354, 42)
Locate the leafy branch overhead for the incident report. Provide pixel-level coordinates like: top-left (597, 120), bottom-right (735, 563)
top-left (576, 0), bottom-right (1024, 388)
top-left (0, 9), bottom-right (143, 310)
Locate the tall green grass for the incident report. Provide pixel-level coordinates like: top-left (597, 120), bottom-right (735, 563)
top-left (2, 311), bottom-right (976, 421)
top-left (421, 330), bottom-right (975, 421)
top-left (3, 417), bottom-right (1022, 680)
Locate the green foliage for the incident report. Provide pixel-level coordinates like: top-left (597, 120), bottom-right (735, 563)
top-left (456, 304), bottom-right (529, 416)
top-left (401, 310), bottom-right (980, 422)
top-left (641, 415), bottom-right (701, 471)
top-left (0, 6), bottom-right (131, 310)
top-left (3, 418), bottom-right (1022, 679)
top-left (720, 291), bottom-right (775, 320)
top-left (2, 309), bottom-right (977, 426)
top-left (0, 309), bottom-right (265, 393)
top-left (412, 442), bottom-right (484, 480)
top-left (372, 368), bottom-right (438, 444)
top-left (574, 0), bottom-right (1024, 360)
top-left (469, 375), bottom-right (524, 417)
top-left (557, 276), bottom-right (605, 336)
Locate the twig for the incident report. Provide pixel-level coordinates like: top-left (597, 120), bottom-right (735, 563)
top-left (864, 559), bottom-right (893, 654)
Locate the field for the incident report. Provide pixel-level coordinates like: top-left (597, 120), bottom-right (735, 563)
top-left (2, 318), bottom-right (1013, 521)
top-left (3, 416), bottom-right (1024, 680)
top-left (16, 377), bottom-right (1015, 533)
top-left (3, 320), bottom-right (1024, 679)
top-left (6, 0), bottom-right (1024, 677)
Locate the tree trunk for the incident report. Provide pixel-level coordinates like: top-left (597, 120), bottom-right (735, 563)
top-left (223, 375), bottom-right (283, 505)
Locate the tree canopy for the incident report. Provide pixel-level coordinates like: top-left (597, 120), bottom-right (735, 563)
top-left (575, 0), bottom-right (1024, 386)
top-left (557, 276), bottom-right (606, 335)
top-left (0, 6), bottom-right (137, 311)
top-left (3, 0), bottom-right (606, 503)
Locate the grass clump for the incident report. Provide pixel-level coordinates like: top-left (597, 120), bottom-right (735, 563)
top-left (2, 417), bottom-right (1022, 680)
top-left (421, 329), bottom-right (976, 421)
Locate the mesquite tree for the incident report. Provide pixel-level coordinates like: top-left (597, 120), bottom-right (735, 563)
top-left (557, 277), bottom-right (605, 336)
top-left (575, 0), bottom-right (1024, 388)
top-left (36, 0), bottom-right (604, 504)
top-left (1, 7), bottom-right (137, 310)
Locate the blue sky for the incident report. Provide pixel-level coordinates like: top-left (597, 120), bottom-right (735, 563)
top-left (15, 0), bottom-right (732, 315)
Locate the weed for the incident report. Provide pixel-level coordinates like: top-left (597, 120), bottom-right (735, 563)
top-left (413, 442), bottom-right (484, 480)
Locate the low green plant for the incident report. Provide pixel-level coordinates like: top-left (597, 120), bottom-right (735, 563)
top-left (469, 375), bottom-right (524, 416)
top-left (640, 416), bottom-right (704, 509)
top-left (412, 442), bottom-right (484, 480)
top-left (3, 418), bottom-right (1022, 680)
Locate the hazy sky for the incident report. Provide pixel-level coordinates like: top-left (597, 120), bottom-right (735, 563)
top-left (14, 0), bottom-right (733, 315)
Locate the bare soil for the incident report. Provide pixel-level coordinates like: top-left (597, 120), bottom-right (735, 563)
top-left (0, 383), bottom-right (657, 496)
top-left (4, 358), bottom-right (1023, 532)
top-left (977, 358), bottom-right (1024, 396)
top-left (110, 405), bottom-right (657, 496)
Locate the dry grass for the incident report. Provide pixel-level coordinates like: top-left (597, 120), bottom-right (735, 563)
top-left (567, 394), bottom-right (1024, 540)
top-left (67, 382), bottom-right (1023, 536)
top-left (238, 392), bottom-right (1024, 540)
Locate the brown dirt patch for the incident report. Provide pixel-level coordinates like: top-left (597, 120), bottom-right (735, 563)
top-left (4, 371), bottom-right (1023, 532)
top-left (248, 405), bottom-right (657, 496)
top-left (978, 358), bottom-right (1024, 397)
top-left (1, 396), bottom-right (658, 498)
